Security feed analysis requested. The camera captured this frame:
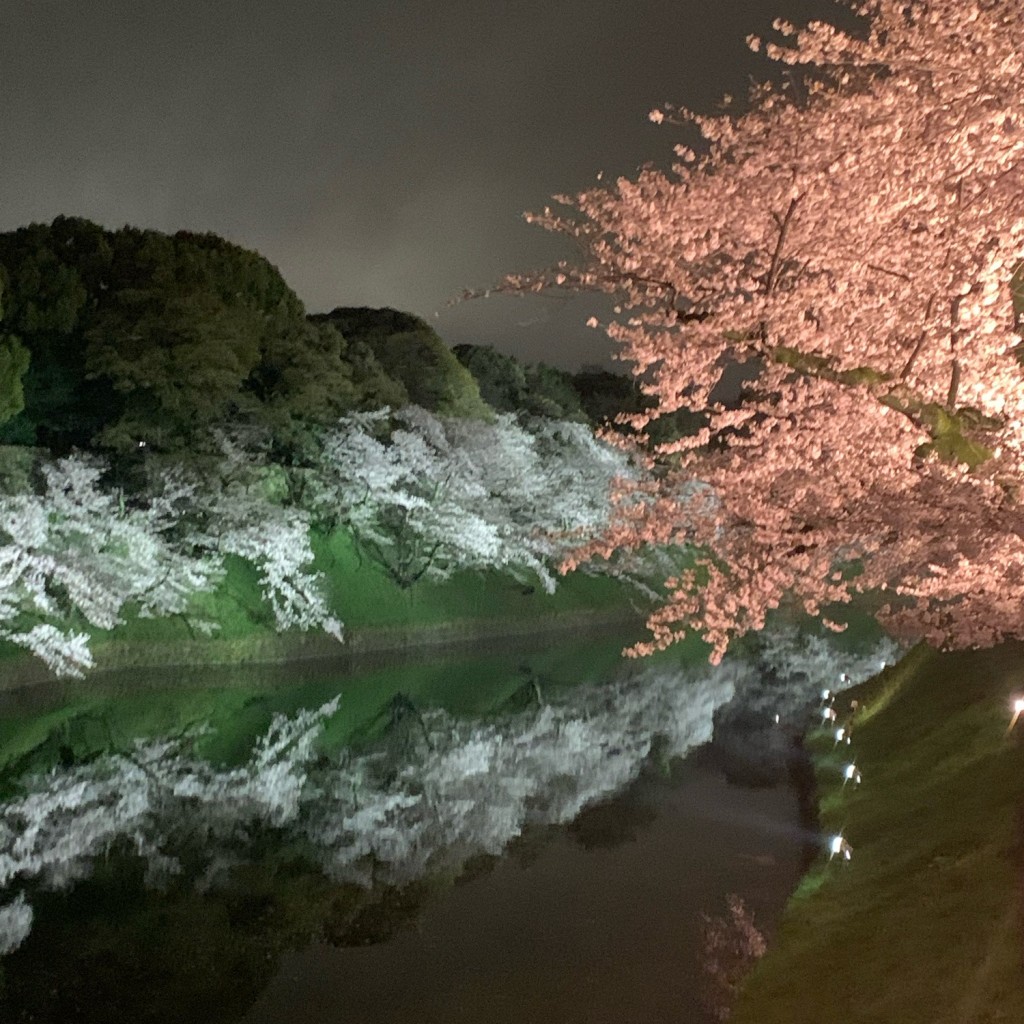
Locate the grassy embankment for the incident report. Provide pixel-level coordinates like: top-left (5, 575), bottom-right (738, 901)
top-left (0, 525), bottom-right (645, 686)
top-left (732, 642), bottom-right (1024, 1024)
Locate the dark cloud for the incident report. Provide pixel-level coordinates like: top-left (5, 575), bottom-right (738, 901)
top-left (1, 0), bottom-right (849, 367)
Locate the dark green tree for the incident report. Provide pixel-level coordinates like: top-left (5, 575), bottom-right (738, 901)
top-left (571, 366), bottom-right (643, 425)
top-left (340, 336), bottom-right (409, 411)
top-left (522, 362), bottom-right (587, 421)
top-left (452, 343), bottom-right (530, 413)
top-left (0, 218), bottom-right (119, 448)
top-left (0, 219), bottom-right (412, 453)
top-left (0, 336), bottom-right (30, 428)
top-left (313, 307), bottom-right (491, 419)
top-left (84, 231), bottom-right (266, 449)
top-left (571, 364), bottom-right (704, 442)
top-left (0, 285), bottom-right (30, 427)
top-left (453, 343), bottom-right (592, 422)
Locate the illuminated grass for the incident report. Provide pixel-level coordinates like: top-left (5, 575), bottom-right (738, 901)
top-left (0, 525), bottom-right (644, 679)
top-left (732, 642), bottom-right (1024, 1024)
top-left (309, 527), bottom-right (632, 628)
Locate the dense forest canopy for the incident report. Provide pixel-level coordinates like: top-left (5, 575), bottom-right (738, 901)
top-left (0, 217), bottom-right (649, 458)
top-left (0, 219), bottom-right (401, 453)
top-left (310, 306), bottom-right (491, 420)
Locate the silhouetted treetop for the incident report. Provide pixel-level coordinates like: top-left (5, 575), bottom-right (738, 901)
top-left (313, 307), bottom-right (491, 420)
top-left (0, 219), bottom-right (403, 451)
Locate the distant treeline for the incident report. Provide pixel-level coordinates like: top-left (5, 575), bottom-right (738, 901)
top-left (0, 216), bottom-right (694, 458)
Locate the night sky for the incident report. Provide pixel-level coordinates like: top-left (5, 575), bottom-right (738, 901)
top-left (2, 0), bottom-right (848, 368)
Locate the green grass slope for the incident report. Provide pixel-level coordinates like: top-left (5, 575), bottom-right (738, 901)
top-left (311, 527), bottom-right (634, 630)
top-left (733, 642), bottom-right (1024, 1024)
top-left (0, 526), bottom-right (645, 684)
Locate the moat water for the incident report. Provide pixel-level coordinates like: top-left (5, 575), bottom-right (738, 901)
top-left (0, 626), bottom-right (839, 1024)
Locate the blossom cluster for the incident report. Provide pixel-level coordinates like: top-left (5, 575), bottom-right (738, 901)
top-left (309, 407), bottom-right (634, 591)
top-left (0, 409), bottom-right (631, 675)
top-left (510, 0), bottom-right (1024, 658)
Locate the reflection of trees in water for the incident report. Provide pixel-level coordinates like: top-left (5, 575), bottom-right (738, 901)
top-left (0, 661), bottom-right (736, 1024)
top-left (563, 735), bottom-right (684, 852)
top-left (568, 782), bottom-right (661, 852)
top-left (0, 629), bottom-right (899, 1022)
top-left (309, 664), bottom-right (740, 888)
top-left (0, 664), bottom-right (745, 948)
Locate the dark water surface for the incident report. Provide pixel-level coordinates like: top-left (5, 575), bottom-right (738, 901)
top-left (244, 754), bottom-right (804, 1024)
top-left (0, 629), bottom-right (813, 1024)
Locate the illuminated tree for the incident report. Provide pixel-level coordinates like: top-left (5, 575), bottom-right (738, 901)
top-left (504, 0), bottom-right (1024, 659)
top-left (312, 407), bottom-right (631, 590)
top-left (0, 447), bottom-right (340, 677)
top-left (0, 457), bottom-right (223, 676)
top-left (190, 430), bottom-right (343, 639)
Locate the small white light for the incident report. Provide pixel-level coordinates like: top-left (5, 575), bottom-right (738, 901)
top-left (834, 727), bottom-right (846, 744)
top-left (1009, 697), bottom-right (1024, 731)
top-left (821, 707), bottom-right (837, 723)
top-left (829, 834), bottom-right (853, 861)
top-left (773, 713), bottom-right (781, 725)
top-left (843, 763), bottom-right (862, 785)
top-left (821, 688), bottom-right (832, 702)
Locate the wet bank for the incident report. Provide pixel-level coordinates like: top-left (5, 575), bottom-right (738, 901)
top-left (0, 606), bottom-right (647, 692)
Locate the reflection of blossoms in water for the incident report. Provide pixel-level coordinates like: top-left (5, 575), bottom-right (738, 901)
top-left (0, 893), bottom-right (32, 955)
top-left (0, 662), bottom-right (747, 955)
top-left (738, 628), bottom-right (903, 724)
top-left (755, 627), bottom-right (902, 691)
top-left (0, 629), bottom-right (899, 955)
top-left (306, 663), bottom-right (744, 886)
top-left (0, 698), bottom-right (341, 898)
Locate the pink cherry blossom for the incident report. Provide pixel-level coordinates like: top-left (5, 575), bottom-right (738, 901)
top-left (504, 0), bottom-right (1024, 661)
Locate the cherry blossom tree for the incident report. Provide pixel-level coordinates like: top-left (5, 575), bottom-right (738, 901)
top-left (0, 457), bottom-right (223, 676)
top-left (311, 407), bottom-right (512, 588)
top-left (501, 0), bottom-right (1024, 659)
top-left (700, 894), bottom-right (767, 1022)
top-left (191, 432), bottom-right (342, 640)
top-left (0, 445), bottom-right (341, 677)
top-left (450, 413), bottom-right (637, 573)
top-left (311, 407), bottom-right (632, 591)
